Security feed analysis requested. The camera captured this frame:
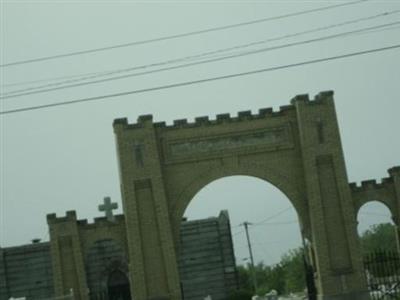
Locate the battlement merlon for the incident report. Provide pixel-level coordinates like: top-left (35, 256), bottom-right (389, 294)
top-left (388, 166), bottom-right (400, 199)
top-left (389, 166), bottom-right (400, 178)
top-left (113, 118), bottom-right (128, 133)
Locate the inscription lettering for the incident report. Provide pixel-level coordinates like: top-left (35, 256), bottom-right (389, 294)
top-left (170, 128), bottom-right (286, 157)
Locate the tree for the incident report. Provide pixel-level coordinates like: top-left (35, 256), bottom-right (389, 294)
top-left (280, 248), bottom-right (306, 293)
top-left (227, 289), bottom-right (253, 300)
top-left (360, 223), bottom-right (397, 254)
top-left (237, 265), bottom-right (252, 291)
top-left (263, 263), bottom-right (286, 294)
top-left (236, 248), bottom-right (306, 296)
top-left (235, 223), bottom-right (399, 297)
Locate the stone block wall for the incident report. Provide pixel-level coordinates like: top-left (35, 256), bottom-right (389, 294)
top-left (0, 242), bottom-right (53, 300)
top-left (178, 211), bottom-right (238, 300)
top-left (0, 211), bottom-right (238, 300)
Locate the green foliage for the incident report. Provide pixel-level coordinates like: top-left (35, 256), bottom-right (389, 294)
top-left (255, 262), bottom-right (285, 295)
top-left (237, 247), bottom-right (306, 296)
top-left (237, 265), bottom-right (252, 291)
top-left (360, 223), bottom-right (397, 254)
top-left (227, 289), bottom-right (253, 300)
top-left (280, 248), bottom-right (306, 293)
top-left (361, 223), bottom-right (398, 278)
top-left (235, 223), bottom-right (398, 296)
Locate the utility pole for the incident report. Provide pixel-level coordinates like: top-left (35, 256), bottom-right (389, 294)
top-left (242, 221), bottom-right (258, 293)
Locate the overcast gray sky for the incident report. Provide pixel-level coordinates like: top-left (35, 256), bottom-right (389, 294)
top-left (1, 0), bottom-right (399, 266)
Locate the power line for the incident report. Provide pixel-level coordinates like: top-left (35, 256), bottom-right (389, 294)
top-left (360, 212), bottom-right (392, 218)
top-left (1, 70), bottom-right (110, 88)
top-left (252, 236), bottom-right (273, 264)
top-left (0, 0), bottom-right (368, 68)
top-left (1, 43), bottom-right (399, 115)
top-left (3, 21), bottom-right (398, 100)
top-left (3, 9), bottom-right (397, 95)
top-left (255, 207), bottom-right (293, 225)
top-left (253, 220), bottom-right (298, 226)
top-left (235, 220), bottom-right (298, 227)
top-left (233, 230), bottom-right (246, 237)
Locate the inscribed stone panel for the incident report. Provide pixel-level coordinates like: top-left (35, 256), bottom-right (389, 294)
top-left (134, 179), bottom-right (168, 293)
top-left (316, 155), bottom-right (352, 273)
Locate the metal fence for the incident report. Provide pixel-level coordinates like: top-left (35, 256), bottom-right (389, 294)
top-left (364, 250), bottom-right (400, 299)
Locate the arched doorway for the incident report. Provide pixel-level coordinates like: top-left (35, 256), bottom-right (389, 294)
top-left (85, 238), bottom-right (129, 299)
top-left (357, 201), bottom-right (400, 298)
top-left (108, 270), bottom-right (131, 300)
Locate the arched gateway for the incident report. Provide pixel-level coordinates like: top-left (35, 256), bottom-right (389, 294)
top-left (113, 91), bottom-right (400, 300)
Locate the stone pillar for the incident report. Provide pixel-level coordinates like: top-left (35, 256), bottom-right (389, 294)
top-left (389, 167), bottom-right (400, 255)
top-left (47, 211), bottom-right (89, 300)
top-left (0, 247), bottom-right (9, 300)
top-left (114, 116), bottom-right (182, 300)
top-left (292, 92), bottom-right (369, 300)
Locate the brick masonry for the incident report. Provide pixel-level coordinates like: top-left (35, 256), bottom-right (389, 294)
top-left (112, 91), bottom-right (399, 300)
top-left (0, 212), bottom-right (238, 300)
top-left (1, 91), bottom-right (398, 300)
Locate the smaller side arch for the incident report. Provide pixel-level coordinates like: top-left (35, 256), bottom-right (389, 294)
top-left (350, 181), bottom-right (398, 224)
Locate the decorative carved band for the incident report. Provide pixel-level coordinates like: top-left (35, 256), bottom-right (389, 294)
top-left (165, 126), bottom-right (291, 162)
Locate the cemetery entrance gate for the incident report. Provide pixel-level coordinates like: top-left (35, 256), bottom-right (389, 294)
top-left (113, 91), bottom-right (399, 300)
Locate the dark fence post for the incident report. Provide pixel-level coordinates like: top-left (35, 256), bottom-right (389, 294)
top-left (303, 255), bottom-right (317, 300)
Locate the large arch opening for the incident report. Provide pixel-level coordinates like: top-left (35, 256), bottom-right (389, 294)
top-left (178, 175), bottom-right (313, 299)
top-left (357, 201), bottom-right (400, 298)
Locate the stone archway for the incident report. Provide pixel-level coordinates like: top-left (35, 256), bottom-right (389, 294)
top-left (113, 92), bottom-right (399, 300)
top-left (350, 168), bottom-right (400, 255)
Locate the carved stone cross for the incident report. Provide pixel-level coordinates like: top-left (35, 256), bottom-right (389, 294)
top-left (98, 197), bottom-right (118, 222)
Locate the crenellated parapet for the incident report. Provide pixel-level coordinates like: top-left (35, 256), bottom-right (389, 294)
top-left (47, 211), bottom-right (125, 228)
top-left (349, 178), bottom-right (394, 193)
top-left (113, 91), bottom-right (334, 132)
top-left (78, 215), bottom-right (125, 229)
top-left (47, 210), bottom-right (77, 224)
top-left (350, 166), bottom-right (400, 218)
